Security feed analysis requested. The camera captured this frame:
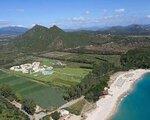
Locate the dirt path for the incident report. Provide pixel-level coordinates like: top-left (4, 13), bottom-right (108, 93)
top-left (6, 98), bottom-right (49, 120)
top-left (60, 96), bottom-right (84, 109)
top-left (3, 98), bottom-right (33, 120)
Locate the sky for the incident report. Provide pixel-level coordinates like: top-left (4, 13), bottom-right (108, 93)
top-left (0, 0), bottom-right (150, 29)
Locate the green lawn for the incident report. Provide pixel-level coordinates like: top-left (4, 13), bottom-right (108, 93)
top-left (13, 67), bottom-right (91, 87)
top-left (41, 58), bottom-right (56, 66)
top-left (0, 70), bottom-right (65, 110)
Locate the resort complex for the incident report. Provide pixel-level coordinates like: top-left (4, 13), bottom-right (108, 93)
top-left (10, 62), bottom-right (54, 75)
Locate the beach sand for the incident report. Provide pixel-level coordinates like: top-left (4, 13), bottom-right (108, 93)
top-left (84, 69), bottom-right (150, 120)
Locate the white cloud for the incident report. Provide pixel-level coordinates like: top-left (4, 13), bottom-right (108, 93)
top-left (8, 8), bottom-right (25, 12)
top-left (69, 17), bottom-right (87, 23)
top-left (49, 22), bottom-right (62, 27)
top-left (11, 24), bottom-right (25, 27)
top-left (103, 16), bottom-right (113, 20)
top-left (16, 9), bottom-right (25, 12)
top-left (30, 24), bottom-right (36, 27)
top-left (115, 8), bottom-right (125, 13)
top-left (0, 20), bottom-right (10, 27)
top-left (103, 9), bottom-right (107, 12)
top-left (67, 14), bottom-right (120, 25)
top-left (85, 10), bottom-right (90, 15)
top-left (147, 15), bottom-right (150, 18)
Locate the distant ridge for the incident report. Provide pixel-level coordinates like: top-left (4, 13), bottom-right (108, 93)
top-left (96, 24), bottom-right (150, 35)
top-left (74, 24), bottom-right (150, 35)
top-left (0, 26), bottom-right (28, 36)
top-left (1, 24), bottom-right (150, 36)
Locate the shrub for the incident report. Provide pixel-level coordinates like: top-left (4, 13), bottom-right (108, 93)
top-left (51, 111), bottom-right (60, 120)
top-left (21, 99), bottom-right (36, 115)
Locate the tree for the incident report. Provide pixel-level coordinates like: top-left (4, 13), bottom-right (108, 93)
top-left (0, 97), bottom-right (29, 120)
top-left (120, 47), bottom-right (150, 69)
top-left (0, 84), bottom-right (16, 101)
top-left (21, 99), bottom-right (36, 115)
top-left (51, 111), bottom-right (60, 120)
top-left (92, 61), bottom-right (111, 76)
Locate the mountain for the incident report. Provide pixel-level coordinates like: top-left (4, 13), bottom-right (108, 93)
top-left (70, 24), bottom-right (150, 35)
top-left (95, 24), bottom-right (150, 35)
top-left (13, 24), bottom-right (150, 54)
top-left (49, 25), bottom-right (65, 33)
top-left (15, 25), bottom-right (98, 52)
top-left (15, 25), bottom-right (67, 52)
top-left (0, 26), bottom-right (28, 36)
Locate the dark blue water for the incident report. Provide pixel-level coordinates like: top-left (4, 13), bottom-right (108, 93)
top-left (112, 73), bottom-right (150, 120)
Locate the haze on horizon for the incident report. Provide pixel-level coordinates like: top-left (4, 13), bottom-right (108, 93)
top-left (0, 0), bottom-right (150, 29)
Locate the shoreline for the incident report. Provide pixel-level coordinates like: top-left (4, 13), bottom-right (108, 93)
top-left (84, 69), bottom-right (150, 120)
top-left (108, 70), bottom-right (146, 120)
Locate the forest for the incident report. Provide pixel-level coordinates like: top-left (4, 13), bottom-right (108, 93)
top-left (121, 47), bottom-right (150, 69)
top-left (64, 61), bottom-right (114, 102)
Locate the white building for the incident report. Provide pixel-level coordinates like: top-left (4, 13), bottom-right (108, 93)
top-left (10, 62), bottom-right (54, 76)
top-left (10, 66), bottom-right (21, 71)
top-left (32, 62), bottom-right (40, 72)
top-left (60, 109), bottom-right (69, 117)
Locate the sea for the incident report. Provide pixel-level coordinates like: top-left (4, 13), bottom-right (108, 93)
top-left (112, 73), bottom-right (150, 120)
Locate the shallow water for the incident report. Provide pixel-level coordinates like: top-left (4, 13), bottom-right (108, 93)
top-left (112, 73), bottom-right (150, 120)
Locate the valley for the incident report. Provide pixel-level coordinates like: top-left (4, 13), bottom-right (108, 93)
top-left (0, 24), bottom-right (150, 120)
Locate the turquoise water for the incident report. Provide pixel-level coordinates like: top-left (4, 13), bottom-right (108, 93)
top-left (112, 73), bottom-right (150, 120)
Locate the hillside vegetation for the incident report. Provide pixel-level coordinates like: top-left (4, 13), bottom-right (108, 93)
top-left (1, 24), bottom-right (150, 115)
top-left (64, 60), bottom-right (114, 102)
top-left (0, 97), bottom-right (29, 120)
top-left (121, 47), bottom-right (150, 69)
top-left (13, 25), bottom-right (150, 54)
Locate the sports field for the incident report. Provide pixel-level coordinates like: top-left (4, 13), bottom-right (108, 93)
top-left (0, 70), bottom-right (65, 110)
top-left (13, 67), bottom-right (91, 87)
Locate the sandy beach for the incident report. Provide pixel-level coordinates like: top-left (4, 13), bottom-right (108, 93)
top-left (85, 69), bottom-right (150, 120)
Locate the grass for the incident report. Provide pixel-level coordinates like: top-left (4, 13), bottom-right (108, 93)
top-left (0, 70), bottom-right (65, 110)
top-left (13, 67), bottom-right (91, 87)
top-left (64, 53), bottom-right (121, 67)
top-left (65, 99), bottom-right (87, 115)
top-left (94, 54), bottom-right (121, 67)
top-left (41, 58), bottom-right (56, 66)
top-left (41, 52), bottom-right (121, 67)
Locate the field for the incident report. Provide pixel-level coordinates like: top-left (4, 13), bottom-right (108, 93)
top-left (0, 70), bottom-right (65, 110)
top-left (65, 98), bottom-right (87, 115)
top-left (0, 51), bottom-right (121, 110)
top-left (9, 57), bottom-right (91, 87)
top-left (40, 52), bottom-right (121, 67)
top-left (13, 67), bottom-right (91, 87)
top-left (0, 54), bottom-right (92, 109)
top-left (6, 52), bottom-right (120, 88)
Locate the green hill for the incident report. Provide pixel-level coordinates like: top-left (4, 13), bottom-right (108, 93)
top-left (14, 25), bottom-right (93, 52)
top-left (13, 25), bottom-right (150, 54)
top-left (16, 25), bottom-right (53, 52)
